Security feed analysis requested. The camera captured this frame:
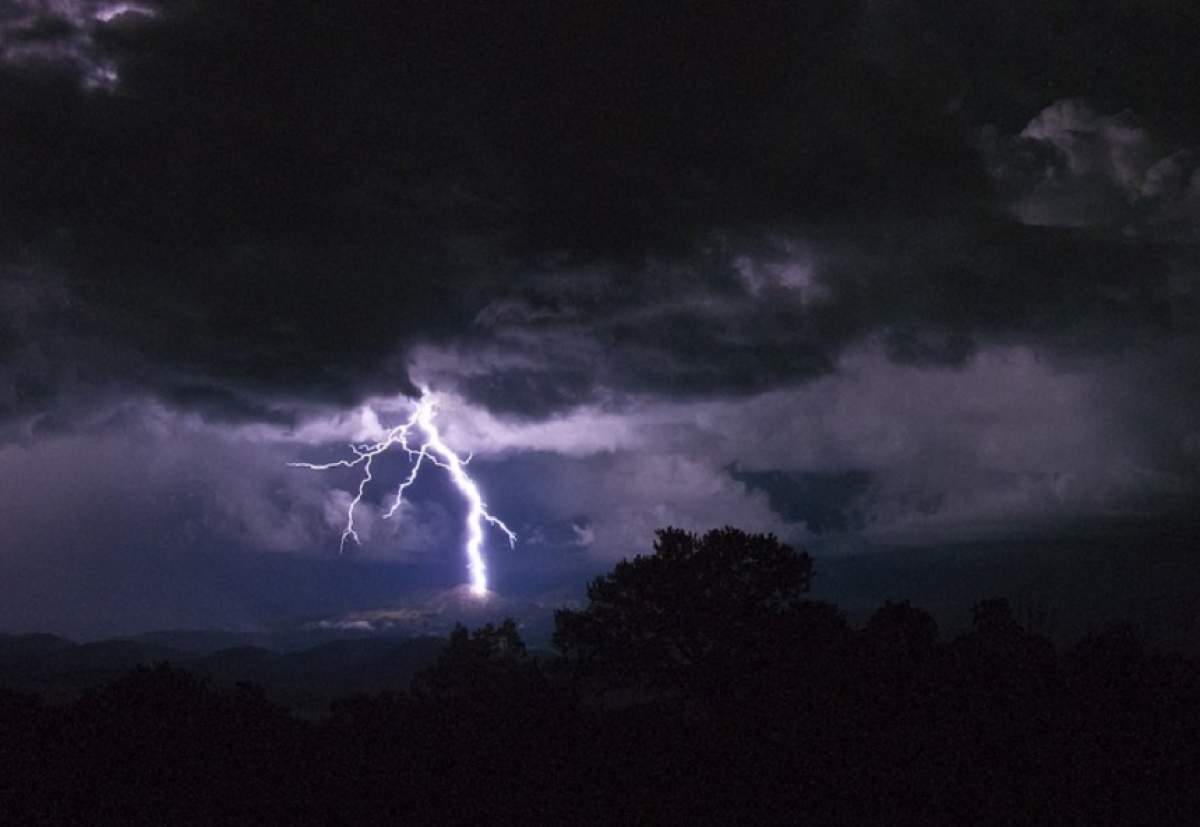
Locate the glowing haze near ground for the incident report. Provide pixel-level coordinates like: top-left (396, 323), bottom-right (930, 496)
top-left (289, 389), bottom-right (515, 596)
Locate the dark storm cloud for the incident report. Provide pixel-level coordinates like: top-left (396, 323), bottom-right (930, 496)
top-left (425, 212), bottom-right (1189, 416)
top-left (1, 0), bottom-right (1199, 425)
top-left (1, 0), bottom-right (973, 423)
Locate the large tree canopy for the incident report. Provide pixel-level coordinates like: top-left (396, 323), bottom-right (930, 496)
top-left (553, 526), bottom-right (840, 697)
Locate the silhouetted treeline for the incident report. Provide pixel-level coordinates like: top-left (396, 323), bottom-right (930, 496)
top-left (2, 527), bottom-right (1199, 825)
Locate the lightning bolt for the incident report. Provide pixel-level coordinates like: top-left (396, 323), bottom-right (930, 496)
top-left (289, 388), bottom-right (515, 596)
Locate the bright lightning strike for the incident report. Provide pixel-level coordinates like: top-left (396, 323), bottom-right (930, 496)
top-left (289, 388), bottom-right (515, 596)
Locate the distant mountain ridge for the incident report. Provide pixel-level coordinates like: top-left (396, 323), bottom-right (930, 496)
top-left (0, 584), bottom-right (566, 715)
top-left (0, 631), bottom-right (447, 716)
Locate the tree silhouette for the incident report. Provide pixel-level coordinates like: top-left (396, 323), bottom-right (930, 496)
top-left (554, 526), bottom-right (819, 699)
top-left (412, 619), bottom-right (538, 701)
top-left (865, 600), bottom-right (938, 654)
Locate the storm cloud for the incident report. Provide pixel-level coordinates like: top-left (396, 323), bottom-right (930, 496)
top-left (2, 1), bottom-right (1199, 632)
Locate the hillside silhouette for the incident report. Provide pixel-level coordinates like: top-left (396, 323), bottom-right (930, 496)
top-left (2, 527), bottom-right (1198, 824)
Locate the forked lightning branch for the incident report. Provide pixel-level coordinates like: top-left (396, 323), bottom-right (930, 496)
top-left (290, 389), bottom-right (515, 595)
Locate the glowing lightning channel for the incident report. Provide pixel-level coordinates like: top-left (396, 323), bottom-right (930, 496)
top-left (289, 388), bottom-right (515, 595)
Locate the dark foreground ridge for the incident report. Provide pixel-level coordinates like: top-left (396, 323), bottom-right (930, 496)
top-left (2, 528), bottom-right (1198, 825)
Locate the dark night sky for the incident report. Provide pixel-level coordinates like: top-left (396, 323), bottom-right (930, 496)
top-left (1, 0), bottom-right (1199, 638)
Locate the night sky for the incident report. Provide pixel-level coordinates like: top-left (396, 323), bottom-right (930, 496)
top-left (2, 1), bottom-right (1199, 639)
